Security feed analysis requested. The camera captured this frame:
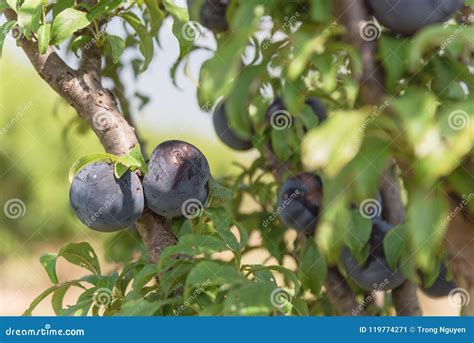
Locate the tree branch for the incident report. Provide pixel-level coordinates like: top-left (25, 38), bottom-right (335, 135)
top-left (333, 0), bottom-right (421, 316)
top-left (3, 8), bottom-right (175, 265)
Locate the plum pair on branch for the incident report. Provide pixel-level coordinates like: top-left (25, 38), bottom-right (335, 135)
top-left (1, 7), bottom-right (176, 265)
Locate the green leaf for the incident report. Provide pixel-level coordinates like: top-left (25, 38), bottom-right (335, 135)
top-left (206, 207), bottom-right (239, 252)
top-left (37, 24), bottom-right (51, 54)
top-left (0, 1), bottom-right (10, 10)
top-left (271, 127), bottom-right (298, 161)
top-left (71, 34), bottom-right (92, 54)
top-left (144, 0), bottom-right (164, 36)
top-left (5, 0), bottom-right (17, 12)
top-left (126, 145), bottom-right (148, 173)
top-left (17, 0), bottom-right (42, 39)
top-left (40, 253), bottom-right (58, 284)
top-left (208, 177), bottom-right (232, 201)
top-left (383, 224), bottom-right (406, 271)
top-left (185, 260), bottom-right (246, 298)
top-left (292, 297), bottom-right (309, 316)
top-left (51, 8), bottom-right (91, 45)
top-left (105, 35), bottom-right (125, 64)
top-left (88, 0), bottom-right (122, 19)
top-left (0, 21), bottom-right (16, 57)
top-left (24, 281), bottom-right (82, 316)
top-left (302, 110), bottom-right (367, 176)
top-left (113, 145), bottom-right (148, 177)
top-left (120, 11), bottom-right (153, 73)
top-left (52, 0), bottom-right (74, 17)
top-left (379, 34), bottom-right (410, 93)
top-left (409, 25), bottom-right (474, 70)
top-left (310, 0), bottom-right (332, 23)
top-left (162, 0), bottom-right (192, 60)
top-left (114, 299), bottom-right (159, 316)
top-left (60, 287), bottom-right (94, 316)
top-left (198, 1), bottom-right (265, 104)
top-left (265, 265), bottom-right (301, 295)
top-left (68, 152), bottom-right (118, 182)
top-left (113, 162), bottom-right (129, 179)
top-left (223, 281), bottom-right (277, 315)
top-left (225, 65), bottom-right (263, 139)
top-left (407, 190), bottom-right (449, 271)
top-left (234, 221), bottom-right (249, 251)
top-left (52, 285), bottom-right (70, 315)
top-left (23, 286), bottom-right (59, 316)
top-left (344, 211), bottom-right (372, 256)
top-left (58, 242), bottom-right (101, 275)
top-left (298, 239), bottom-right (327, 295)
top-left (159, 235), bottom-right (229, 269)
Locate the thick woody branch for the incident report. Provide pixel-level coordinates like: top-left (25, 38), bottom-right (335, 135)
top-left (135, 211), bottom-right (178, 264)
top-left (333, 0), bottom-right (421, 315)
top-left (3, 8), bottom-right (175, 264)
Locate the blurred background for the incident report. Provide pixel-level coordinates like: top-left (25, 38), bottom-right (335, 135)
top-left (0, 13), bottom-right (459, 316)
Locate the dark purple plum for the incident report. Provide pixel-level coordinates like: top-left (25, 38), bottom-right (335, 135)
top-left (342, 218), bottom-right (406, 291)
top-left (421, 263), bottom-right (457, 297)
top-left (367, 0), bottom-right (464, 36)
top-left (187, 0), bottom-right (229, 32)
top-left (143, 140), bottom-right (210, 218)
top-left (69, 162), bottom-right (144, 232)
top-left (213, 102), bottom-right (253, 151)
top-left (277, 173), bottom-right (323, 236)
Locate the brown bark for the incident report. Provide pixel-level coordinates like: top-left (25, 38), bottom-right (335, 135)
top-left (135, 211), bottom-right (178, 264)
top-left (2, 9), bottom-right (174, 264)
top-left (445, 194), bottom-right (474, 315)
top-left (325, 267), bottom-right (366, 316)
top-left (333, 0), bottom-right (421, 315)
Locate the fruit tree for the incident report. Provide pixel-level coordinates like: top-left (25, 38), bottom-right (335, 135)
top-left (1, 0), bottom-right (473, 316)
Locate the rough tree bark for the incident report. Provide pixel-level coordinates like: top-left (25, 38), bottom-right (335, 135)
top-left (333, 0), bottom-right (421, 315)
top-left (2, 9), bottom-right (176, 265)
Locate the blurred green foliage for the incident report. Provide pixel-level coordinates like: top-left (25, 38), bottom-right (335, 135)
top-left (0, 54), bottom-right (102, 257)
